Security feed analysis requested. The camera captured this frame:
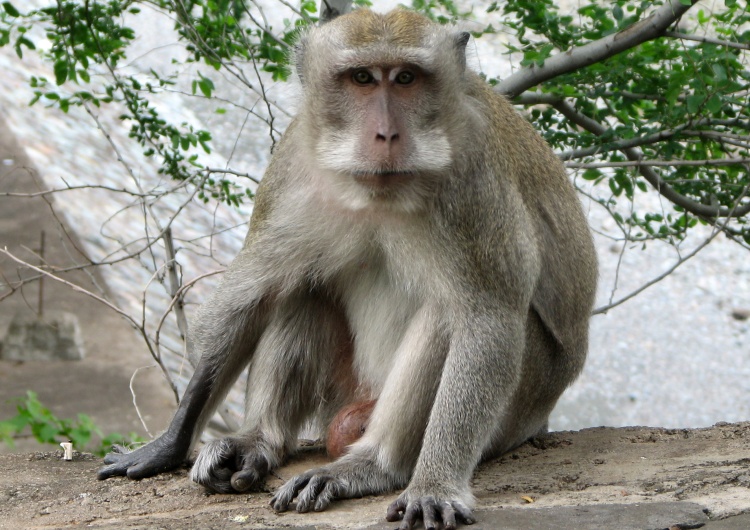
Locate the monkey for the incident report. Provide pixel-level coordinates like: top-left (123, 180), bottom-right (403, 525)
top-left (97, 8), bottom-right (597, 530)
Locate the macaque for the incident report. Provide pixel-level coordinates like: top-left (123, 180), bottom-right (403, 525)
top-left (98, 8), bottom-right (597, 530)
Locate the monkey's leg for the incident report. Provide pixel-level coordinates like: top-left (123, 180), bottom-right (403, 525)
top-left (271, 304), bottom-right (449, 513)
top-left (190, 292), bottom-right (354, 493)
top-left (97, 254), bottom-right (270, 481)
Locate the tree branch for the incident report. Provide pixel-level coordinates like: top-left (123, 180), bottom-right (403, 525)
top-left (496, 0), bottom-right (698, 97)
top-left (664, 30), bottom-right (750, 51)
top-left (547, 97), bottom-right (750, 219)
top-left (566, 158), bottom-right (750, 169)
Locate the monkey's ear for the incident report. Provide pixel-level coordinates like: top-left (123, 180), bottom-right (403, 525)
top-left (320, 0), bottom-right (352, 23)
top-left (454, 31), bottom-right (471, 71)
top-left (295, 48), bottom-right (305, 84)
top-left (294, 37), bottom-right (307, 85)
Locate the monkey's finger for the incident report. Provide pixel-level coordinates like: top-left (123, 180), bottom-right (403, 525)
top-left (296, 475), bottom-right (328, 513)
top-left (97, 463), bottom-right (126, 480)
top-left (313, 480), bottom-right (341, 512)
top-left (451, 501), bottom-right (476, 525)
top-left (398, 502), bottom-right (422, 530)
top-left (230, 468), bottom-right (262, 492)
top-left (229, 453), bottom-right (268, 492)
top-left (102, 444), bottom-right (130, 464)
top-left (125, 461), bottom-right (159, 480)
top-left (439, 501), bottom-right (457, 530)
top-left (386, 497), bottom-right (406, 521)
top-left (270, 474), bottom-right (310, 512)
top-left (421, 498), bottom-right (441, 530)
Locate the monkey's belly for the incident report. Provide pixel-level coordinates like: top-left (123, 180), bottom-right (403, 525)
top-left (326, 399), bottom-right (377, 458)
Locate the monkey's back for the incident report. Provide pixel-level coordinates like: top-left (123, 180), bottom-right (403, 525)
top-left (458, 74), bottom-right (598, 357)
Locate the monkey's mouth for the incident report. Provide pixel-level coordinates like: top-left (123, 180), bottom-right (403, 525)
top-left (350, 170), bottom-right (414, 189)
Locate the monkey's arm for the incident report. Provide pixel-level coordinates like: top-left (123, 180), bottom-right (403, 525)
top-left (98, 252), bottom-right (270, 481)
top-left (386, 307), bottom-right (527, 529)
top-left (97, 359), bottom-right (213, 479)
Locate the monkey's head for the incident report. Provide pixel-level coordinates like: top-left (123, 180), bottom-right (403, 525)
top-left (294, 9), bottom-right (473, 211)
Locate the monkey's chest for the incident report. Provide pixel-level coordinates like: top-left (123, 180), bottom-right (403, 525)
top-left (335, 262), bottom-right (421, 394)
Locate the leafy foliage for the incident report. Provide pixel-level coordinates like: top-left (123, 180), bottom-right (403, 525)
top-left (494, 0), bottom-right (750, 245)
top-left (0, 391), bottom-right (144, 456)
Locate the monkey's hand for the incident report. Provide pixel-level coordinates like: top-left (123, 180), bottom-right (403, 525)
top-left (270, 466), bottom-right (345, 513)
top-left (271, 453), bottom-right (402, 513)
top-left (97, 434), bottom-right (189, 481)
top-left (190, 435), bottom-right (274, 494)
top-left (386, 487), bottom-right (476, 530)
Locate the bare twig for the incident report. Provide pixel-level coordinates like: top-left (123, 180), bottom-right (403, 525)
top-left (594, 175), bottom-right (750, 314)
top-left (665, 30), bottom-right (750, 51)
top-left (0, 247), bottom-right (138, 325)
top-left (129, 366), bottom-right (156, 439)
top-left (592, 229), bottom-right (719, 315)
top-left (566, 157), bottom-right (750, 169)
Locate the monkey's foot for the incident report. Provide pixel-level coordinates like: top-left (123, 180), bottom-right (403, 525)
top-left (97, 436), bottom-right (188, 481)
top-left (386, 488), bottom-right (476, 530)
top-left (271, 454), bottom-right (402, 513)
top-left (190, 435), bottom-right (277, 493)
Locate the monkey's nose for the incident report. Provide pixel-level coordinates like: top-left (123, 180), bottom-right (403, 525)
top-left (376, 131), bottom-right (399, 144)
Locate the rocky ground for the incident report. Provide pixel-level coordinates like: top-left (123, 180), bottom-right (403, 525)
top-left (1, 423), bottom-right (750, 529)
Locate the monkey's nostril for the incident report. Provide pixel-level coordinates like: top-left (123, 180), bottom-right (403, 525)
top-left (376, 133), bottom-right (399, 143)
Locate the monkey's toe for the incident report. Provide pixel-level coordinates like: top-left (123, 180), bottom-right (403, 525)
top-left (387, 493), bottom-right (475, 530)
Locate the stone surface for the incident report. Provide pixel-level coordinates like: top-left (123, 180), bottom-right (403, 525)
top-left (704, 513), bottom-right (750, 529)
top-left (367, 503), bottom-right (709, 530)
top-left (2, 311), bottom-right (85, 361)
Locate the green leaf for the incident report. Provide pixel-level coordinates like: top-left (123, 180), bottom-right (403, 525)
top-left (582, 168), bottom-right (602, 181)
top-left (711, 63), bottom-right (727, 83)
top-left (53, 60), bottom-right (68, 85)
top-left (2, 2), bottom-right (19, 17)
top-left (686, 94), bottom-right (704, 114)
top-left (197, 75), bottom-right (214, 98)
top-left (705, 94), bottom-right (722, 114)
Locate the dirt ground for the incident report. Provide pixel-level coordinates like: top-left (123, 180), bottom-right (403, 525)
top-left (1, 422), bottom-right (749, 529)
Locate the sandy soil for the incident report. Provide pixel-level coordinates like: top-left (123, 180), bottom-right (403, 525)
top-left (1, 422), bottom-right (749, 529)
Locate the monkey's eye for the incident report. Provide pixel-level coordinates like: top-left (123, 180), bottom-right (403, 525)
top-left (395, 70), bottom-right (415, 85)
top-left (352, 69), bottom-right (375, 85)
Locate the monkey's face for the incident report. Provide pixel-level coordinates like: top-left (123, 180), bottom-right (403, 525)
top-left (315, 63), bottom-right (452, 188)
top-left (296, 9), bottom-right (472, 212)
